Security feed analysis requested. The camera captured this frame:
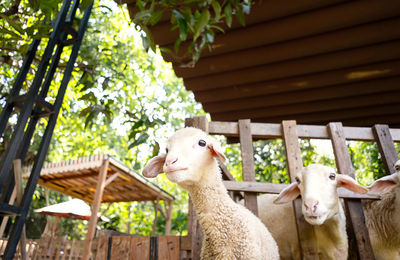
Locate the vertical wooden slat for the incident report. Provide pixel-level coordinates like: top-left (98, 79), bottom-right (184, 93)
top-left (110, 236), bottom-right (131, 259)
top-left (373, 124), bottom-right (399, 174)
top-left (185, 116), bottom-right (208, 260)
top-left (165, 200), bottom-right (173, 235)
top-left (130, 237), bottom-right (150, 260)
top-left (238, 119), bottom-right (258, 216)
top-left (282, 120), bottom-right (318, 259)
top-left (158, 236), bottom-right (180, 260)
top-left (328, 122), bottom-right (375, 260)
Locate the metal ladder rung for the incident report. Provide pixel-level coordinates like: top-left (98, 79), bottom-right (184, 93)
top-left (0, 203), bottom-right (22, 216)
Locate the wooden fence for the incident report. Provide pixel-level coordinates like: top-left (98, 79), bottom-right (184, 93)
top-left (0, 235), bottom-right (180, 259)
top-left (185, 116), bottom-right (400, 260)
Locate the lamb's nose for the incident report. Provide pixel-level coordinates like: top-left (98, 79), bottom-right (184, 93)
top-left (304, 200), bottom-right (319, 213)
top-left (165, 157), bottom-right (178, 167)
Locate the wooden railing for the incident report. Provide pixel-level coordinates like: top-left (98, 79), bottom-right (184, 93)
top-left (185, 116), bottom-right (400, 260)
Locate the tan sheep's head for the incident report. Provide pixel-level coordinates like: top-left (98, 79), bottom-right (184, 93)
top-left (142, 127), bottom-right (226, 187)
top-left (274, 164), bottom-right (368, 226)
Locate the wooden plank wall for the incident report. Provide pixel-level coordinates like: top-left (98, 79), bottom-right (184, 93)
top-left (185, 116), bottom-right (399, 259)
top-left (95, 236), bottom-right (179, 260)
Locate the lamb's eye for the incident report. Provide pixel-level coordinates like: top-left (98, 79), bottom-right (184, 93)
top-left (295, 177), bottom-right (301, 184)
top-left (198, 139), bottom-right (206, 147)
top-left (166, 148), bottom-right (169, 153)
top-left (329, 173), bottom-right (336, 180)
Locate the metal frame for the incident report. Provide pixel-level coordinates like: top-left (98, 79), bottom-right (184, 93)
top-left (0, 0), bottom-right (93, 258)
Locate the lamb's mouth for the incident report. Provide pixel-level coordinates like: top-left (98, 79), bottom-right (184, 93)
top-left (165, 168), bottom-right (188, 174)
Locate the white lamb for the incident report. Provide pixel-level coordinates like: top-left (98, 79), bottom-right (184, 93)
top-left (142, 127), bottom-right (279, 260)
top-left (363, 159), bottom-right (400, 260)
top-left (258, 164), bottom-right (368, 260)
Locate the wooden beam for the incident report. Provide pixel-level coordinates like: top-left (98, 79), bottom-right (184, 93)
top-left (208, 120), bottom-right (400, 142)
top-left (282, 120), bottom-right (318, 259)
top-left (222, 181), bottom-right (380, 199)
top-left (149, 0), bottom-right (349, 47)
top-left (238, 119), bottom-right (258, 216)
top-left (174, 18), bottom-right (400, 78)
top-left (185, 40), bottom-right (400, 91)
top-left (82, 158), bottom-right (110, 260)
top-left (373, 124), bottom-right (399, 174)
top-left (194, 60), bottom-right (400, 103)
top-left (328, 122), bottom-right (375, 260)
top-left (13, 160), bottom-right (26, 260)
top-left (211, 89), bottom-right (400, 121)
top-left (203, 76), bottom-right (400, 113)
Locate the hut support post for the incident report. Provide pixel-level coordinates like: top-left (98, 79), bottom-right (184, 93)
top-left (165, 200), bottom-right (173, 235)
top-left (82, 158), bottom-right (109, 260)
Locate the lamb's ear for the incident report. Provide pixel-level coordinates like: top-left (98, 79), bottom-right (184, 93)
top-left (274, 182), bottom-right (300, 204)
top-left (336, 174), bottom-right (368, 194)
top-left (142, 154), bottom-right (166, 178)
top-left (208, 142), bottom-right (226, 163)
top-left (368, 173), bottom-right (398, 194)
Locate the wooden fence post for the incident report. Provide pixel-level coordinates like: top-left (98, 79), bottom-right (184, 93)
top-left (282, 120), bottom-right (318, 259)
top-left (238, 119), bottom-right (258, 215)
top-left (373, 124), bottom-right (399, 173)
top-left (328, 122), bottom-right (375, 260)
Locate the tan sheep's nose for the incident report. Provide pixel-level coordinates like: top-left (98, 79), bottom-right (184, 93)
top-left (304, 200), bottom-right (319, 214)
top-left (165, 157), bottom-right (178, 167)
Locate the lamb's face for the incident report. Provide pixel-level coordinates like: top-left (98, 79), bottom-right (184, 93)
top-left (163, 128), bottom-right (216, 185)
top-left (274, 164), bottom-right (368, 226)
top-left (296, 165), bottom-right (341, 225)
top-left (142, 127), bottom-right (226, 187)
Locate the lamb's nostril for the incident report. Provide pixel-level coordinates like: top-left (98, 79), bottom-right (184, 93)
top-left (166, 157), bottom-right (178, 167)
top-left (304, 200), bottom-right (319, 213)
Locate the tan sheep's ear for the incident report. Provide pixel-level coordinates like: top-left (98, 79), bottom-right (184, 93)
top-left (336, 174), bottom-right (368, 194)
top-left (368, 173), bottom-right (398, 194)
top-left (142, 154), bottom-right (166, 178)
top-left (274, 182), bottom-right (300, 204)
top-left (208, 143), bottom-right (226, 163)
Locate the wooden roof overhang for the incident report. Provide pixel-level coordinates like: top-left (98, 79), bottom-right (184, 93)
top-left (27, 155), bottom-right (173, 203)
top-left (121, 0), bottom-right (400, 127)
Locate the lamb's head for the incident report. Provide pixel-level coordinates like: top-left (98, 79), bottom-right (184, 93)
top-left (142, 127), bottom-right (226, 187)
top-left (274, 164), bottom-right (368, 225)
top-left (368, 159), bottom-right (400, 194)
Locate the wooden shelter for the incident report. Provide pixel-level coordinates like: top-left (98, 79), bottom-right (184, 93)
top-left (121, 0), bottom-right (400, 127)
top-left (26, 155), bottom-right (174, 259)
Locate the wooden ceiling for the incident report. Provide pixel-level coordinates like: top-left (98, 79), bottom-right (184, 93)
top-left (122, 0), bottom-right (400, 127)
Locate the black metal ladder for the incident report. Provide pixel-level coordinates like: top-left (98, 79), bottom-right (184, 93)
top-left (0, 0), bottom-right (93, 258)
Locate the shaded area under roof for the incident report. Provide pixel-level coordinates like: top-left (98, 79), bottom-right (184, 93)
top-left (26, 155), bottom-right (173, 203)
top-left (121, 0), bottom-right (400, 127)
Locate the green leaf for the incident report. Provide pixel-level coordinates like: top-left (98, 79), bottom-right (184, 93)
top-left (224, 4), bottom-right (232, 27)
top-left (80, 0), bottom-right (93, 11)
top-left (193, 9), bottom-right (210, 41)
top-left (211, 0), bottom-right (221, 20)
top-left (236, 8), bottom-right (245, 27)
top-left (152, 142), bottom-right (160, 157)
top-left (129, 133), bottom-right (149, 149)
top-left (172, 10), bottom-right (188, 41)
top-left (0, 14), bottom-right (24, 35)
top-left (150, 10), bottom-right (164, 26)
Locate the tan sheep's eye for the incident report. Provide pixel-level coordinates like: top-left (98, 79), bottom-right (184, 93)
top-left (198, 139), bottom-right (207, 147)
top-left (295, 177), bottom-right (301, 184)
top-left (329, 173), bottom-right (336, 180)
top-left (166, 148), bottom-right (169, 153)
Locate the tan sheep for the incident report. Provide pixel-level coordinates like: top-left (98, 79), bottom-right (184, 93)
top-left (142, 127), bottom-right (279, 260)
top-left (363, 159), bottom-right (400, 260)
top-left (258, 164), bottom-right (368, 259)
